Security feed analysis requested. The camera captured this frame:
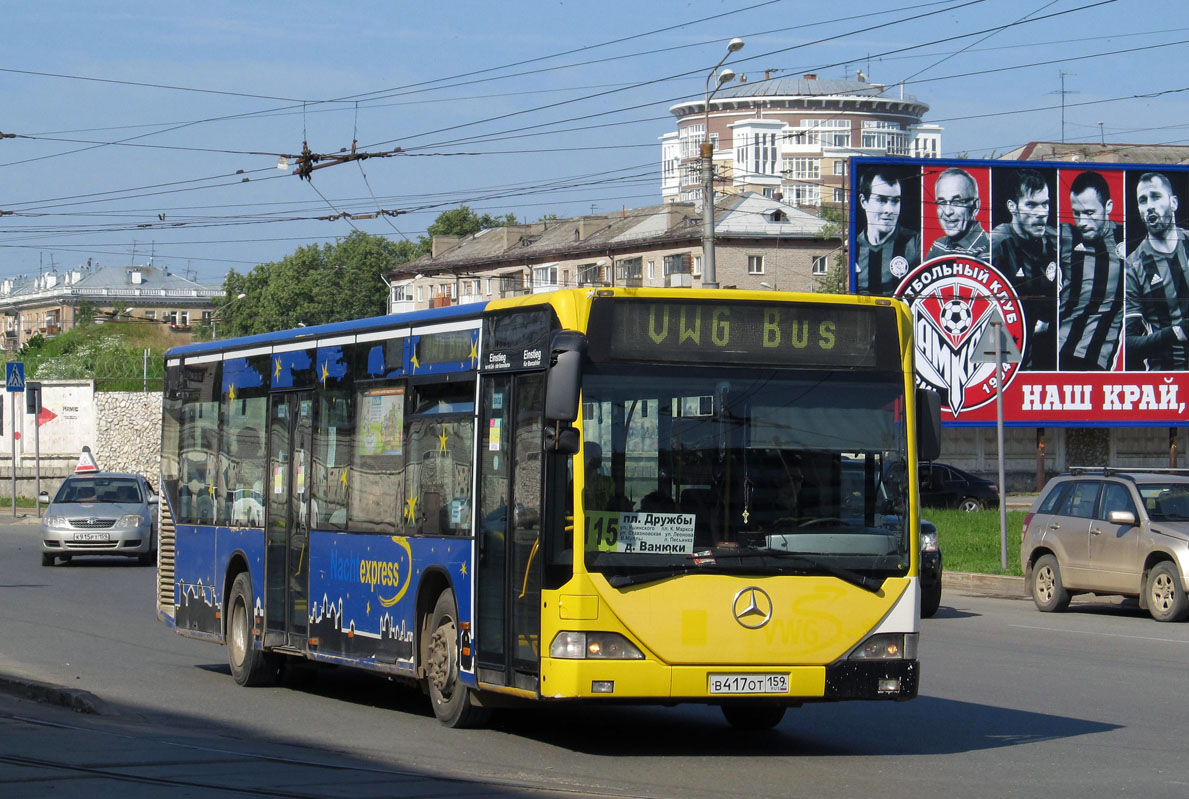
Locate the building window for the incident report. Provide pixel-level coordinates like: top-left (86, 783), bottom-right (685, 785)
top-left (617, 257), bottom-right (643, 281)
top-left (692, 255), bottom-right (702, 276)
top-left (783, 157), bottom-right (820, 180)
top-left (834, 188), bottom-right (846, 203)
top-left (415, 285), bottom-right (424, 303)
top-left (578, 263), bottom-right (603, 286)
top-left (533, 264), bottom-right (558, 287)
top-left (833, 160), bottom-right (847, 176)
top-left (663, 254), bottom-right (690, 275)
top-left (145, 310), bottom-right (156, 320)
top-left (793, 185), bottom-right (822, 207)
top-left (647, 260), bottom-right (655, 280)
top-left (747, 255), bottom-right (765, 275)
top-left (812, 256), bottom-right (829, 276)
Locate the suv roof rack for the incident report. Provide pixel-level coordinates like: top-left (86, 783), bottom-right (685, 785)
top-left (1067, 466), bottom-right (1189, 479)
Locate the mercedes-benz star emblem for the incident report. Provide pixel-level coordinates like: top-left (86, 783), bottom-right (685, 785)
top-left (732, 587), bottom-right (773, 629)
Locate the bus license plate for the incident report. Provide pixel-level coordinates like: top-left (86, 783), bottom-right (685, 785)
top-left (709, 673), bottom-right (789, 695)
top-left (73, 532), bottom-right (110, 542)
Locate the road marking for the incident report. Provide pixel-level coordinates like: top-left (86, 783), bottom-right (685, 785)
top-left (1011, 623), bottom-right (1189, 645)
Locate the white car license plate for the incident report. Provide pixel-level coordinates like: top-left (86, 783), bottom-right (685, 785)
top-left (708, 673), bottom-right (789, 695)
top-left (73, 532), bottom-right (110, 542)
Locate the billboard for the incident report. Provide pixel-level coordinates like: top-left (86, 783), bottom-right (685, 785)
top-left (851, 156), bottom-right (1189, 427)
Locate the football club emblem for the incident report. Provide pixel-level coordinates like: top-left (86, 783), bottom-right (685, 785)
top-left (890, 255), bottom-right (909, 278)
top-left (895, 257), bottom-right (1027, 416)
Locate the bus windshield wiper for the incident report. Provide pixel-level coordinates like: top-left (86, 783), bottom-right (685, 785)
top-left (606, 550), bottom-right (886, 592)
top-left (704, 548), bottom-right (886, 593)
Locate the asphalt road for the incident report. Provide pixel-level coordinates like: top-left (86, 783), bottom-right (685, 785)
top-left (2, 517), bottom-right (1188, 798)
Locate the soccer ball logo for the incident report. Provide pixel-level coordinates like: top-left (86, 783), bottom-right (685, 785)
top-left (939, 298), bottom-right (973, 337)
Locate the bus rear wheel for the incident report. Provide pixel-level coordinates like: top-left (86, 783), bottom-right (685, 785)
top-left (424, 590), bottom-right (490, 728)
top-left (227, 572), bottom-right (278, 686)
top-left (721, 701), bottom-right (787, 730)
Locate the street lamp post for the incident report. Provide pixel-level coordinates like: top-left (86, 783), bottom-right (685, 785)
top-left (701, 37), bottom-right (744, 290)
top-left (211, 293), bottom-right (247, 340)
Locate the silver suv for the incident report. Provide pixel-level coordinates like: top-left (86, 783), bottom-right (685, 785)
top-left (1021, 469), bottom-right (1189, 622)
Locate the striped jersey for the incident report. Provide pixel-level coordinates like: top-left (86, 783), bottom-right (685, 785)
top-left (855, 226), bottom-right (920, 296)
top-left (1123, 229), bottom-right (1189, 370)
top-left (991, 222), bottom-right (1058, 371)
top-left (1058, 223), bottom-right (1124, 371)
top-left (926, 222), bottom-right (990, 262)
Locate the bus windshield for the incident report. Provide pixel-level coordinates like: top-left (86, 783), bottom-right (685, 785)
top-left (579, 364), bottom-right (910, 583)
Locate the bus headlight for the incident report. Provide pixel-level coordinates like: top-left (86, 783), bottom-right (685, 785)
top-left (549, 632), bottom-right (644, 659)
top-left (920, 530), bottom-right (939, 552)
top-left (848, 633), bottom-right (918, 661)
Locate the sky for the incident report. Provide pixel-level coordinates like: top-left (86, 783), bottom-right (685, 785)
top-left (2, 0), bottom-right (1186, 286)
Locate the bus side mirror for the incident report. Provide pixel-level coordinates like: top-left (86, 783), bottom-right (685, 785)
top-left (545, 331), bottom-right (587, 424)
top-left (544, 424), bottom-right (580, 455)
top-left (916, 388), bottom-right (942, 462)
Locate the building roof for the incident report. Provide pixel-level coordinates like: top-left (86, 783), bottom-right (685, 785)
top-left (670, 74), bottom-right (927, 117)
top-left (716, 75), bottom-right (922, 105)
top-left (1001, 141), bottom-right (1189, 165)
top-left (1, 263), bottom-right (222, 307)
top-left (394, 194), bottom-right (830, 276)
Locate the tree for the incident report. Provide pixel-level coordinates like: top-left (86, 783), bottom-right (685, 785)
top-left (812, 206), bottom-right (848, 295)
top-left (216, 232), bottom-right (419, 337)
top-left (421, 205), bottom-right (517, 248)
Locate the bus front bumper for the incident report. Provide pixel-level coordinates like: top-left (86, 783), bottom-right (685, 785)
top-left (540, 658), bottom-right (919, 702)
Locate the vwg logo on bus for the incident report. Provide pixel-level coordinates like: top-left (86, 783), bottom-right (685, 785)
top-left (895, 257), bottom-right (1026, 417)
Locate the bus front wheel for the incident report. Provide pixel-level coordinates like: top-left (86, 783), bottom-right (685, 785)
top-left (227, 572), bottom-right (278, 687)
top-left (425, 590), bottom-right (490, 728)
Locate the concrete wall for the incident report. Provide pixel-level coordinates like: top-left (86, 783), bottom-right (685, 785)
top-left (0, 382), bottom-right (161, 497)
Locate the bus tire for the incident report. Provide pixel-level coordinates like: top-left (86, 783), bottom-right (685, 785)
top-left (425, 590), bottom-right (490, 728)
top-left (227, 572), bottom-right (278, 687)
top-left (721, 701), bottom-right (786, 730)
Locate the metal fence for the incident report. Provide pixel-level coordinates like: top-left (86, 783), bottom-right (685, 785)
top-left (24, 348), bottom-right (163, 392)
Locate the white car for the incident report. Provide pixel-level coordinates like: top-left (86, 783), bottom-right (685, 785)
top-left (40, 472), bottom-right (158, 566)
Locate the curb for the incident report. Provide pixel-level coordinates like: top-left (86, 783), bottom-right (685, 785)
top-left (0, 674), bottom-right (103, 714)
top-left (942, 570), bottom-right (1026, 599)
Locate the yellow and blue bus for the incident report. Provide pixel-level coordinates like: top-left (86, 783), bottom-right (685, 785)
top-left (157, 287), bottom-right (940, 729)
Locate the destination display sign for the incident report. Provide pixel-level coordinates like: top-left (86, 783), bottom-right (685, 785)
top-left (587, 299), bottom-right (899, 370)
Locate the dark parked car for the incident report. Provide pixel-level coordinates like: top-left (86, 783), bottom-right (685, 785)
top-left (920, 519), bottom-right (942, 617)
top-left (920, 462), bottom-right (999, 512)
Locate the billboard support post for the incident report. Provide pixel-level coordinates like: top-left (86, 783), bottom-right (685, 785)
top-left (994, 321), bottom-right (1008, 571)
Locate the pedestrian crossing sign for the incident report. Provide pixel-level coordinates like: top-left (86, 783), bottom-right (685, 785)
top-left (5, 362), bottom-right (24, 392)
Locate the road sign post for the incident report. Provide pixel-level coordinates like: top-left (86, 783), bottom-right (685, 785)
top-left (26, 381), bottom-right (41, 516)
top-left (6, 362), bottom-right (23, 518)
top-left (973, 323), bottom-right (1022, 570)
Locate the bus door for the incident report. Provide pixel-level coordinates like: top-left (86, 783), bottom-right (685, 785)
top-left (475, 373), bottom-right (545, 690)
top-left (264, 391), bottom-right (313, 649)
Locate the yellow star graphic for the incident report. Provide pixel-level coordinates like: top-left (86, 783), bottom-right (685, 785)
top-left (460, 561), bottom-right (467, 577)
top-left (321, 362), bottom-right (329, 384)
top-left (274, 358), bottom-right (282, 380)
top-left (469, 337), bottom-right (478, 365)
top-left (366, 601), bottom-right (371, 616)
top-left (404, 495), bottom-right (418, 523)
top-left (339, 468), bottom-right (348, 488)
top-left (228, 383), bottom-right (236, 400)
top-left (410, 352), bottom-right (420, 372)
top-left (438, 430), bottom-right (448, 453)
